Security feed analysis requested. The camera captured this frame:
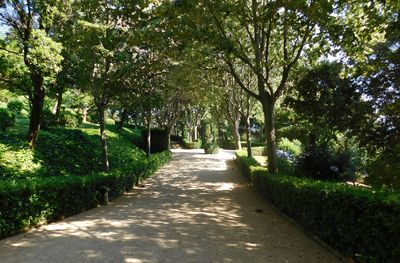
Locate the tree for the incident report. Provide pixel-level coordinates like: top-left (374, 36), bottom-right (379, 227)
top-left (170, 0), bottom-right (338, 172)
top-left (71, 0), bottom-right (142, 171)
top-left (286, 62), bottom-right (361, 145)
top-left (0, 0), bottom-right (66, 146)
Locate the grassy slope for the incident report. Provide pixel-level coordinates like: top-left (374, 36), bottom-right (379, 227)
top-left (0, 118), bottom-right (145, 180)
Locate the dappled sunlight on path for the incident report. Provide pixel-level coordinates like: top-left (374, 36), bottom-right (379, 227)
top-left (0, 149), bottom-right (341, 263)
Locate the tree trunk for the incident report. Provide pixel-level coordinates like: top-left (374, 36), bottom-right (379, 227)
top-left (118, 109), bottom-right (128, 130)
top-left (263, 101), bottom-right (278, 173)
top-left (194, 125), bottom-right (198, 141)
top-left (55, 90), bottom-right (63, 124)
top-left (98, 104), bottom-right (110, 173)
top-left (232, 117), bottom-right (242, 150)
top-left (187, 126), bottom-right (193, 143)
top-left (82, 106), bottom-right (88, 123)
top-left (246, 116), bottom-right (252, 158)
top-left (165, 127), bottom-right (171, 151)
top-left (27, 75), bottom-right (45, 148)
top-left (146, 110), bottom-right (151, 157)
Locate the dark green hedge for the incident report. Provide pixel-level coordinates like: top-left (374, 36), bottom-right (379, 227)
top-left (0, 151), bottom-right (171, 239)
top-left (235, 152), bottom-right (400, 263)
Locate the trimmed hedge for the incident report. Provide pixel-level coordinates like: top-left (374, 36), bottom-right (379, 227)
top-left (0, 151), bottom-right (171, 239)
top-left (235, 151), bottom-right (400, 263)
top-left (204, 143), bottom-right (219, 154)
top-left (183, 140), bottom-right (202, 149)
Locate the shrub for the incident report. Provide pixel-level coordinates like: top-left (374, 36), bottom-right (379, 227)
top-left (7, 100), bottom-right (24, 114)
top-left (41, 109), bottom-right (58, 129)
top-left (0, 108), bottom-right (16, 131)
top-left (278, 137), bottom-right (302, 156)
top-left (184, 140), bottom-right (202, 149)
top-left (297, 144), bottom-right (355, 181)
top-left (250, 146), bottom-right (267, 156)
top-left (59, 111), bottom-right (82, 128)
top-left (105, 118), bottom-right (115, 125)
top-left (367, 145), bottom-right (400, 190)
top-left (0, 151), bottom-right (171, 238)
top-left (235, 151), bottom-right (400, 262)
top-left (204, 143), bottom-right (219, 154)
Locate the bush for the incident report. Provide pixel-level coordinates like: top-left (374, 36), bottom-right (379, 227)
top-left (105, 118), bottom-right (115, 125)
top-left (0, 151), bottom-right (171, 238)
top-left (297, 144), bottom-right (355, 181)
top-left (278, 138), bottom-right (302, 156)
top-left (7, 100), bottom-right (24, 114)
top-left (367, 145), bottom-right (400, 190)
top-left (235, 151), bottom-right (400, 262)
top-left (59, 111), bottom-right (82, 128)
top-left (204, 143), bottom-right (219, 154)
top-left (183, 140), bottom-right (202, 149)
top-left (41, 109), bottom-right (58, 129)
top-left (249, 146), bottom-right (267, 156)
top-left (0, 108), bottom-right (16, 131)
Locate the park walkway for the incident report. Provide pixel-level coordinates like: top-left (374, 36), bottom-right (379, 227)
top-left (0, 149), bottom-right (341, 263)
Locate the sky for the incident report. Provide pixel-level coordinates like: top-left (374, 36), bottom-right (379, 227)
top-left (0, 25), bottom-right (10, 38)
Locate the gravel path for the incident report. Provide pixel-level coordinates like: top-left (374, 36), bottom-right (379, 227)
top-left (0, 149), bottom-right (341, 263)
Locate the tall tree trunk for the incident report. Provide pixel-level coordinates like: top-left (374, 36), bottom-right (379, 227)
top-left (165, 127), bottom-right (171, 151)
top-left (27, 75), bottom-right (45, 148)
top-left (194, 125), bottom-right (198, 141)
top-left (98, 104), bottom-right (110, 173)
top-left (118, 109), bottom-right (128, 130)
top-left (263, 101), bottom-right (278, 173)
top-left (245, 116), bottom-right (252, 157)
top-left (146, 110), bottom-right (151, 157)
top-left (232, 117), bottom-right (242, 150)
top-left (55, 90), bottom-right (63, 124)
top-left (187, 126), bottom-right (193, 143)
top-left (82, 106), bottom-right (88, 123)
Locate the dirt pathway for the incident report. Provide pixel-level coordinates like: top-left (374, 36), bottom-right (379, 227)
top-left (0, 149), bottom-right (341, 263)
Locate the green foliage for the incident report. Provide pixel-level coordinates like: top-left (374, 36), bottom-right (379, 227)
top-left (297, 144), bottom-right (356, 181)
top-left (235, 151), bottom-right (400, 262)
top-left (204, 143), bottom-right (219, 154)
top-left (0, 140), bottom-right (41, 180)
top-left (35, 128), bottom-right (100, 177)
top-left (0, 151), bottom-right (171, 238)
top-left (6, 100), bottom-right (24, 114)
top-left (367, 145), bottom-right (400, 191)
top-left (278, 138), bottom-right (302, 156)
top-left (183, 140), bottom-right (202, 149)
top-left (286, 62), bottom-right (360, 144)
top-left (249, 146), bottom-right (267, 156)
top-left (27, 29), bottom-right (63, 76)
top-left (105, 118), bottom-right (115, 125)
top-left (0, 108), bottom-right (15, 131)
top-left (40, 109), bottom-right (58, 129)
top-left (241, 141), bottom-right (265, 148)
top-left (59, 111), bottom-right (82, 128)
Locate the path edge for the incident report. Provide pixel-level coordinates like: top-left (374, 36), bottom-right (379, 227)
top-left (232, 157), bottom-right (351, 263)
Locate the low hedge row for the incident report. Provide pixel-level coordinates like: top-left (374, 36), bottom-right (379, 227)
top-left (0, 151), bottom-right (171, 239)
top-left (183, 140), bottom-right (202, 149)
top-left (235, 151), bottom-right (400, 263)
